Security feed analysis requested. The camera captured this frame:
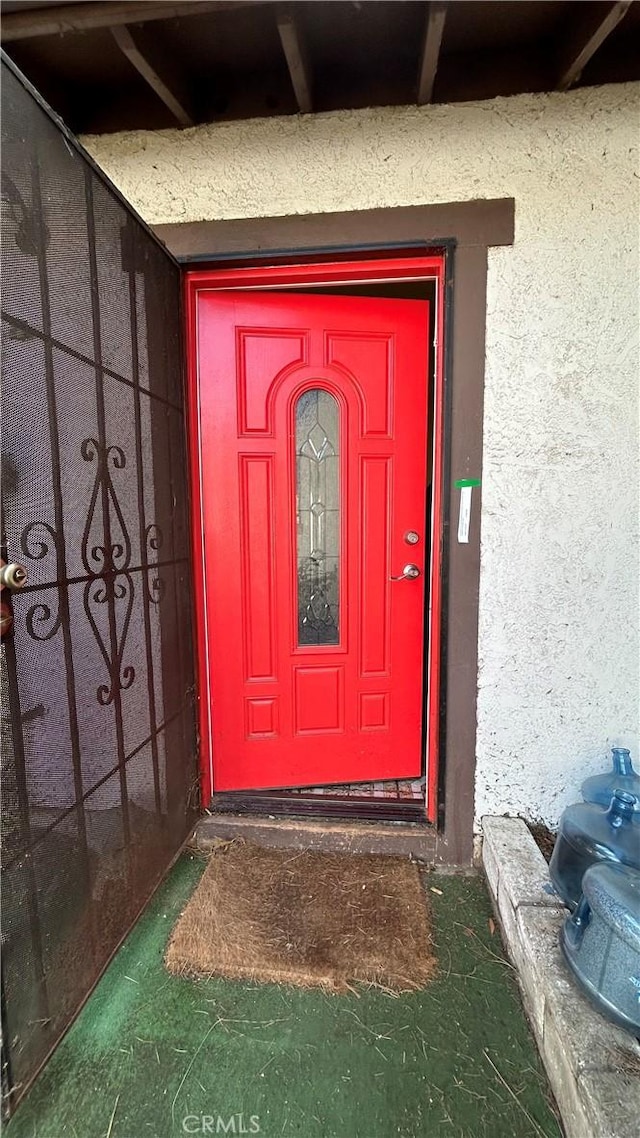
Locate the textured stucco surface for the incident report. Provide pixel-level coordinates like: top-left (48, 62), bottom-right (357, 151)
top-left (83, 84), bottom-right (640, 828)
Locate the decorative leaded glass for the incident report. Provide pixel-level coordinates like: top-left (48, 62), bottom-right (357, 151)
top-left (295, 389), bottom-right (340, 645)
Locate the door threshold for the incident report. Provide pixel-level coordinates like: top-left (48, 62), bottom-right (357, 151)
top-left (207, 791), bottom-right (427, 824)
top-left (197, 810), bottom-right (438, 861)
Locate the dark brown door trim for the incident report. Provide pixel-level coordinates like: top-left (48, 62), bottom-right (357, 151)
top-left (157, 197), bottom-right (515, 866)
top-left (155, 198), bottom-right (514, 261)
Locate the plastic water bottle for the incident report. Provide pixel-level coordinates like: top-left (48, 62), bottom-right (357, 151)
top-left (561, 862), bottom-right (640, 1035)
top-left (549, 790), bottom-right (640, 910)
top-left (582, 748), bottom-right (640, 821)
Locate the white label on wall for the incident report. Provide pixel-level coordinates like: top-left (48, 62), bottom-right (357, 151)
top-left (458, 485), bottom-right (472, 543)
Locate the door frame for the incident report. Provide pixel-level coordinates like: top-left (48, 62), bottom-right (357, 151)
top-left (165, 197), bottom-right (515, 865)
top-left (185, 252), bottom-right (446, 821)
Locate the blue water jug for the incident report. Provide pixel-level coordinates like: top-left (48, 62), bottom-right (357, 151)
top-left (561, 863), bottom-right (640, 1035)
top-left (582, 747), bottom-right (640, 820)
top-left (549, 791), bottom-right (640, 910)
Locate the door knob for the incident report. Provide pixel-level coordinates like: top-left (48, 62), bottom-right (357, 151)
top-left (0, 561), bottom-right (28, 591)
top-left (390, 563), bottom-right (421, 581)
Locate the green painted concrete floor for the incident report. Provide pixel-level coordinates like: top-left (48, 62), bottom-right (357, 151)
top-left (8, 852), bottom-right (562, 1138)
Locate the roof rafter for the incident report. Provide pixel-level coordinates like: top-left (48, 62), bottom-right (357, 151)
top-left (276, 2), bottom-right (312, 113)
top-left (417, 1), bottom-right (447, 105)
top-left (0, 1), bottom-right (266, 42)
top-left (556, 0), bottom-right (633, 91)
top-left (111, 24), bottom-right (194, 128)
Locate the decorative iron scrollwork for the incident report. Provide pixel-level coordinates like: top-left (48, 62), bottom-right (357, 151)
top-left (20, 520), bottom-right (58, 561)
top-left (26, 601), bottom-right (62, 642)
top-left (81, 438), bottom-right (132, 574)
top-left (145, 523), bottom-right (164, 556)
top-left (83, 573), bottom-right (135, 706)
top-left (20, 523), bottom-right (63, 641)
top-left (14, 443), bottom-right (167, 702)
top-left (145, 573), bottom-right (166, 606)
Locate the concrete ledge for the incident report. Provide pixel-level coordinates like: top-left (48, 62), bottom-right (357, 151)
top-left (482, 816), bottom-right (640, 1138)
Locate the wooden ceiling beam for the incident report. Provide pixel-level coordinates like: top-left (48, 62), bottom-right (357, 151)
top-left (111, 24), bottom-right (194, 128)
top-left (276, 2), bottom-right (312, 114)
top-left (417, 1), bottom-right (447, 105)
top-left (0, 1), bottom-right (266, 42)
top-left (556, 0), bottom-right (633, 91)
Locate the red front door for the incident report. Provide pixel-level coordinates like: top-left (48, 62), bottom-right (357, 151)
top-left (195, 291), bottom-right (429, 791)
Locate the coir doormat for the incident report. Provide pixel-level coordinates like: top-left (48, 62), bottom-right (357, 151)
top-left (165, 841), bottom-right (436, 993)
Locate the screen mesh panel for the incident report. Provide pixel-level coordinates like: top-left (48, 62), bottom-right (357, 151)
top-left (1, 58), bottom-right (197, 1113)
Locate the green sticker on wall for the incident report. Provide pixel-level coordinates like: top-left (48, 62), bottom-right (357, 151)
top-left (454, 478), bottom-right (481, 488)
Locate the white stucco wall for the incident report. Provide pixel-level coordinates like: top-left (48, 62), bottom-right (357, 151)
top-left (83, 83), bottom-right (640, 829)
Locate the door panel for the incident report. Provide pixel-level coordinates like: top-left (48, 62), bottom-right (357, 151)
top-left (197, 292), bottom-right (429, 791)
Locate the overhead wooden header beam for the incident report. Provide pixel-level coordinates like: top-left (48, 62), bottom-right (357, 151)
top-left (556, 0), bottom-right (633, 91)
top-left (0, 0), bottom-right (265, 42)
top-left (276, 2), bottom-right (312, 113)
top-left (417, 1), bottom-right (447, 105)
top-left (111, 24), bottom-right (194, 127)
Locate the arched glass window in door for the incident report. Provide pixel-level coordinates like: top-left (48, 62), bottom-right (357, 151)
top-left (295, 389), bottom-right (340, 646)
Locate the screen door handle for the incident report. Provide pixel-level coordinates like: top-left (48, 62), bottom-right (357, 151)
top-left (0, 561), bottom-right (28, 591)
top-left (389, 563), bottom-right (421, 581)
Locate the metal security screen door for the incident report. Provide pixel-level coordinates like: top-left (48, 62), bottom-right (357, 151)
top-left (1, 57), bottom-right (197, 1112)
